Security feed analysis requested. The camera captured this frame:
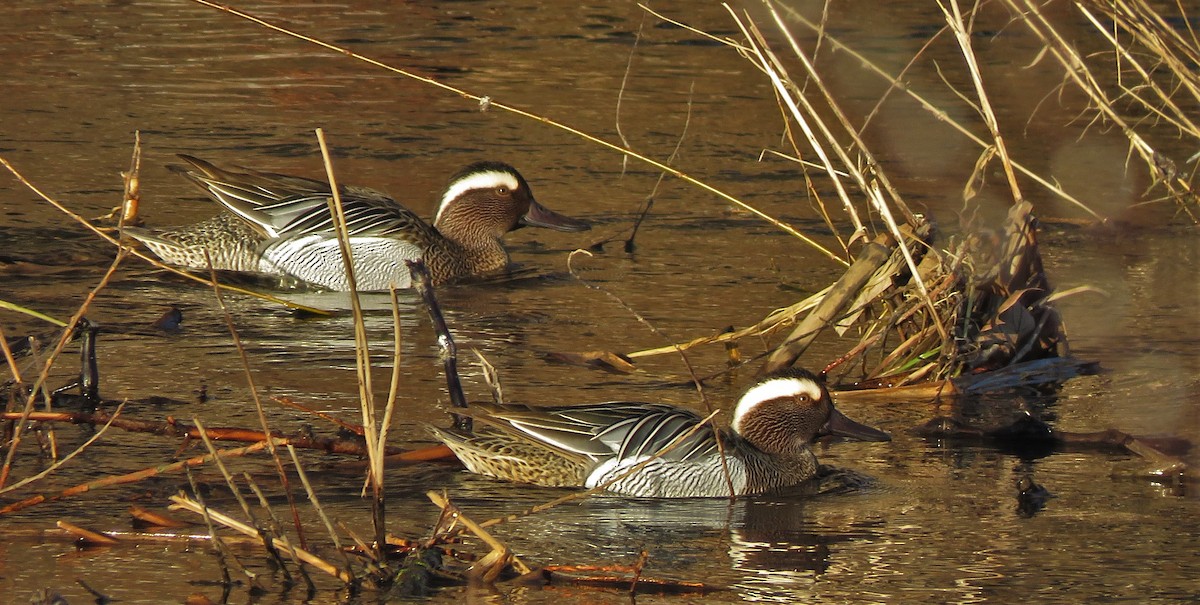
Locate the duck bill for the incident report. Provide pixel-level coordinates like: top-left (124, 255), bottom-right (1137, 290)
top-left (820, 408), bottom-right (891, 442)
top-left (520, 199), bottom-right (591, 232)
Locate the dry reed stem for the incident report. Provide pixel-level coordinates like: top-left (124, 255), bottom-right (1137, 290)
top-left (765, 0), bottom-right (918, 231)
top-left (378, 287), bottom-right (405, 451)
top-left (739, 5), bottom-right (873, 241)
top-left (0, 325), bottom-right (22, 387)
top-left (613, 9), bottom-right (645, 175)
top-left (726, 6), bottom-right (865, 251)
top-left (314, 130), bottom-right (384, 495)
top-left (121, 130), bottom-right (142, 225)
top-left (472, 350), bottom-right (504, 404)
top-left (731, 7), bottom-right (943, 344)
top-left (626, 283), bottom-right (832, 359)
top-left (0, 409), bottom-right (420, 457)
top-left (627, 222), bottom-right (931, 367)
top-left (315, 129), bottom-right (391, 563)
top-left (1079, 1), bottom-right (1200, 134)
top-left (0, 300), bottom-right (69, 328)
top-left (620, 81), bottom-right (694, 252)
top-left (765, 3), bottom-right (906, 228)
top-left (938, 0), bottom-right (1024, 204)
top-left (170, 493), bottom-right (352, 584)
top-left (93, 132), bottom-right (143, 225)
top-left (243, 474), bottom-right (310, 589)
top-left (205, 256), bottom-right (308, 549)
top-left (274, 396), bottom-right (364, 435)
top-left (185, 0), bottom-right (845, 266)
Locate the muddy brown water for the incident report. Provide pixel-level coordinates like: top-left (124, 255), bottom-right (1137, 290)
top-left (1, 1), bottom-right (1198, 603)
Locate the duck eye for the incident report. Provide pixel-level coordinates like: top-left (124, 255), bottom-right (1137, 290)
top-left (496, 185), bottom-right (509, 195)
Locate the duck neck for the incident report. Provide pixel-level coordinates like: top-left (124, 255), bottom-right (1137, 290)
top-left (727, 432), bottom-right (819, 491)
top-left (423, 233), bottom-right (510, 284)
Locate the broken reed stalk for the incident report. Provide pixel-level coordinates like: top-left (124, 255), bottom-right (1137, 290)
top-left (56, 520), bottom-right (119, 546)
top-left (205, 254), bottom-right (309, 550)
top-left (185, 465), bottom-right (247, 588)
top-left (0, 409), bottom-right (426, 458)
top-left (286, 444), bottom-right (356, 575)
top-left (0, 439), bottom-right (274, 516)
top-left (185, 0), bottom-right (845, 267)
top-left (761, 242), bottom-right (891, 374)
top-left (170, 493), bottom-right (353, 584)
top-left (726, 6), bottom-right (943, 345)
top-left (191, 418), bottom-right (276, 554)
top-left (0, 402), bottom-right (126, 497)
top-left (0, 156), bottom-right (333, 315)
top-left (315, 128), bottom-right (388, 562)
top-left (0, 247), bottom-right (129, 490)
top-left (938, 0), bottom-right (1024, 205)
top-left (427, 491), bottom-right (532, 576)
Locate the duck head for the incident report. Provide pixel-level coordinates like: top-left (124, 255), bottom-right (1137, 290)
top-left (732, 368), bottom-right (890, 455)
top-left (434, 162), bottom-right (590, 240)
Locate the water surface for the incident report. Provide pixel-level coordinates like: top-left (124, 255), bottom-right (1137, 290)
top-left (1, 1), bottom-right (1197, 603)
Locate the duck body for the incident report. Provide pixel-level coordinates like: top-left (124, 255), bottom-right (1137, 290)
top-left (431, 368), bottom-right (891, 498)
top-left (126, 156), bottom-right (589, 291)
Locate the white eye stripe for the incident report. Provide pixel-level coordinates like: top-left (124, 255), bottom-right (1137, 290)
top-left (731, 377), bottom-right (823, 434)
top-left (435, 171), bottom-right (520, 224)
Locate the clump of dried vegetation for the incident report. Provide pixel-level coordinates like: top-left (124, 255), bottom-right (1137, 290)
top-left (2, 0), bottom-right (1197, 601)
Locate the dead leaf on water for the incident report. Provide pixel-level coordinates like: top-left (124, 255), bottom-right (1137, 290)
top-left (543, 350), bottom-right (637, 374)
top-left (57, 520), bottom-right (119, 546)
top-left (129, 505), bottom-right (189, 529)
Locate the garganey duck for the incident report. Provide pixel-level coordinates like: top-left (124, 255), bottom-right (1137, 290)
top-left (431, 368), bottom-right (890, 498)
top-left (126, 155), bottom-right (590, 290)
